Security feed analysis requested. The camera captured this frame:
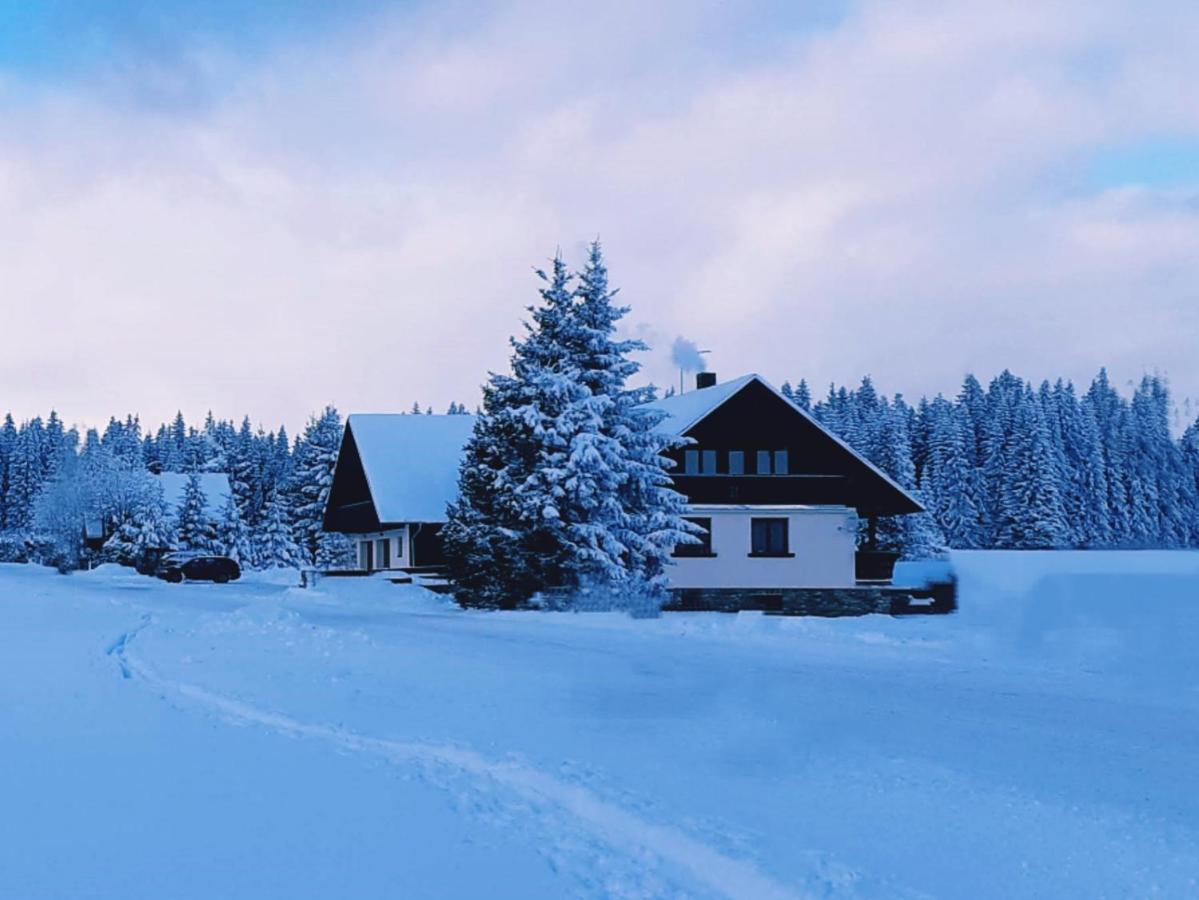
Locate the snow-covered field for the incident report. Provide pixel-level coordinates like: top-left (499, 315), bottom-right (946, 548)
top-left (2, 552), bottom-right (1198, 899)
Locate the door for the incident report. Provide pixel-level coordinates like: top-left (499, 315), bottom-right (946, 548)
top-left (360, 540), bottom-right (374, 571)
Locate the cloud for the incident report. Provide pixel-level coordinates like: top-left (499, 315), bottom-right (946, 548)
top-left (1, 0), bottom-right (1197, 433)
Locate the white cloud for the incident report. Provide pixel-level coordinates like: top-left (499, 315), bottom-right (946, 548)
top-left (1, 0), bottom-right (1197, 433)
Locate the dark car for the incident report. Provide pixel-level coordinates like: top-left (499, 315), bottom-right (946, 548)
top-left (155, 552), bottom-right (241, 584)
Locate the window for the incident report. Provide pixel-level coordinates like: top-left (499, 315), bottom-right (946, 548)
top-left (728, 450), bottom-right (744, 475)
top-left (754, 450), bottom-right (789, 475)
top-left (377, 538), bottom-right (391, 569)
top-left (750, 518), bottom-right (790, 556)
top-left (359, 540), bottom-right (374, 571)
top-left (395, 533), bottom-right (405, 560)
top-left (673, 517), bottom-right (714, 557)
top-left (702, 449), bottom-right (717, 474)
top-left (684, 449), bottom-right (700, 475)
top-left (774, 450), bottom-right (789, 475)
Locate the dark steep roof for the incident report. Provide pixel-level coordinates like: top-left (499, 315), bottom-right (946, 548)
top-left (645, 374), bottom-right (923, 516)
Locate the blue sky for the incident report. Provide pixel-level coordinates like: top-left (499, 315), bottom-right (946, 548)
top-left (0, 1), bottom-right (390, 75)
top-left (1089, 137), bottom-right (1199, 189)
top-left (0, 0), bottom-right (1197, 431)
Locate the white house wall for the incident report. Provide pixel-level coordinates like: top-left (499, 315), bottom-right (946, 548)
top-left (355, 528), bottom-right (410, 571)
top-left (667, 506), bottom-right (857, 589)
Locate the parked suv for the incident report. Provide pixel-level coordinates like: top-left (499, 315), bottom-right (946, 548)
top-left (155, 552), bottom-right (241, 584)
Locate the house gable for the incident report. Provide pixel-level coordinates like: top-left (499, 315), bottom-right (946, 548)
top-left (323, 422), bottom-right (383, 533)
top-left (661, 377), bottom-right (922, 517)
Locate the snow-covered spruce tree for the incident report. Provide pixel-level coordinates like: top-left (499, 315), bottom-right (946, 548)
top-left (443, 255), bottom-right (579, 609)
top-left (255, 488), bottom-right (301, 569)
top-left (175, 473), bottom-right (216, 552)
top-left (104, 481), bottom-right (175, 571)
top-left (0, 413), bottom-right (18, 531)
top-left (443, 244), bottom-right (695, 610)
top-left (548, 240), bottom-right (696, 609)
top-left (994, 388), bottom-right (1069, 549)
top-left (922, 399), bottom-right (981, 548)
top-left (871, 398), bottom-right (944, 559)
top-left (215, 491), bottom-right (254, 566)
top-left (1182, 417), bottom-right (1199, 546)
top-left (792, 379), bottom-right (812, 412)
top-left (288, 407), bottom-right (346, 567)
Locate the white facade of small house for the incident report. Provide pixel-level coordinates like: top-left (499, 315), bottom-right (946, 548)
top-left (353, 528), bottom-right (410, 572)
top-left (669, 506), bottom-right (858, 590)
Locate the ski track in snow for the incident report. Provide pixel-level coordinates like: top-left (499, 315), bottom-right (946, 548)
top-left (107, 618), bottom-right (806, 900)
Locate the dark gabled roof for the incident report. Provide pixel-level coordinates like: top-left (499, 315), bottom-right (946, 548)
top-left (645, 374), bottom-right (923, 515)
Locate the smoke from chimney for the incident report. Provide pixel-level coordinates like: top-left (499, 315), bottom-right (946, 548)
top-left (671, 336), bottom-right (707, 373)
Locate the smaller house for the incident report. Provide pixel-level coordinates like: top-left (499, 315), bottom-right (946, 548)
top-left (322, 414), bottom-right (476, 573)
top-left (83, 471), bottom-right (233, 555)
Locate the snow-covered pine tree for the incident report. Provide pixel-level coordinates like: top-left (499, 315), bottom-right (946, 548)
top-left (1085, 369), bottom-right (1134, 546)
top-left (1050, 380), bottom-right (1111, 547)
top-left (922, 399), bottom-right (981, 548)
top-left (443, 255), bottom-right (579, 608)
top-left (871, 397), bottom-right (944, 559)
top-left (793, 379), bottom-right (812, 412)
top-left (444, 244), bottom-right (696, 610)
top-left (994, 387), bottom-right (1070, 549)
top-left (1181, 417), bottom-right (1199, 546)
top-left (551, 240), bottom-right (696, 607)
top-left (104, 480), bottom-right (174, 571)
top-left (256, 488), bottom-right (301, 569)
top-left (288, 407), bottom-right (344, 566)
top-left (175, 473), bottom-right (216, 552)
top-left (0, 413), bottom-right (17, 531)
top-left (215, 491), bottom-right (254, 566)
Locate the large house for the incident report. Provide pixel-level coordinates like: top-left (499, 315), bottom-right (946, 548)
top-left (323, 374), bottom-right (922, 595)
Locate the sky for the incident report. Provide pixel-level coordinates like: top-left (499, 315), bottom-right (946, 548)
top-left (1, 0), bottom-right (1197, 434)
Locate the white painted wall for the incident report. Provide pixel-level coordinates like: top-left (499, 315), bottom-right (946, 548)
top-left (355, 528), bottom-right (409, 571)
top-left (667, 506), bottom-right (858, 589)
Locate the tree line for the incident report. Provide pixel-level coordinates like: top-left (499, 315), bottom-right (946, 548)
top-left (782, 369), bottom-right (1199, 554)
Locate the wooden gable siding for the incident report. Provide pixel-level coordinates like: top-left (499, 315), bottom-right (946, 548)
top-left (665, 379), bottom-right (921, 516)
top-left (322, 424), bottom-right (386, 533)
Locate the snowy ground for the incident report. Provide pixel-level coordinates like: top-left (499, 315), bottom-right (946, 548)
top-left (2, 552), bottom-right (1198, 899)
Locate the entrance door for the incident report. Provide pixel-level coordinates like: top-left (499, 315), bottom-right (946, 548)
top-left (360, 540), bottom-right (374, 571)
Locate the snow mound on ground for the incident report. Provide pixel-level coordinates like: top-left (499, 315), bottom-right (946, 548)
top-left (951, 550), bottom-right (1199, 684)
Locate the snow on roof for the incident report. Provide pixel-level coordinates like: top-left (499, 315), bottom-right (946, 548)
top-left (642, 373), bottom-right (759, 435)
top-left (348, 414), bottom-right (476, 523)
top-left (153, 472), bottom-right (232, 514)
top-left (645, 373), bottom-right (922, 511)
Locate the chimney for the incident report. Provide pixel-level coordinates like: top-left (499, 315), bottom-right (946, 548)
top-left (696, 372), bottom-right (717, 390)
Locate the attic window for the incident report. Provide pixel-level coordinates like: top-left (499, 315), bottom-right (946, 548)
top-left (728, 450), bottom-right (744, 475)
top-left (755, 450), bottom-right (789, 475)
